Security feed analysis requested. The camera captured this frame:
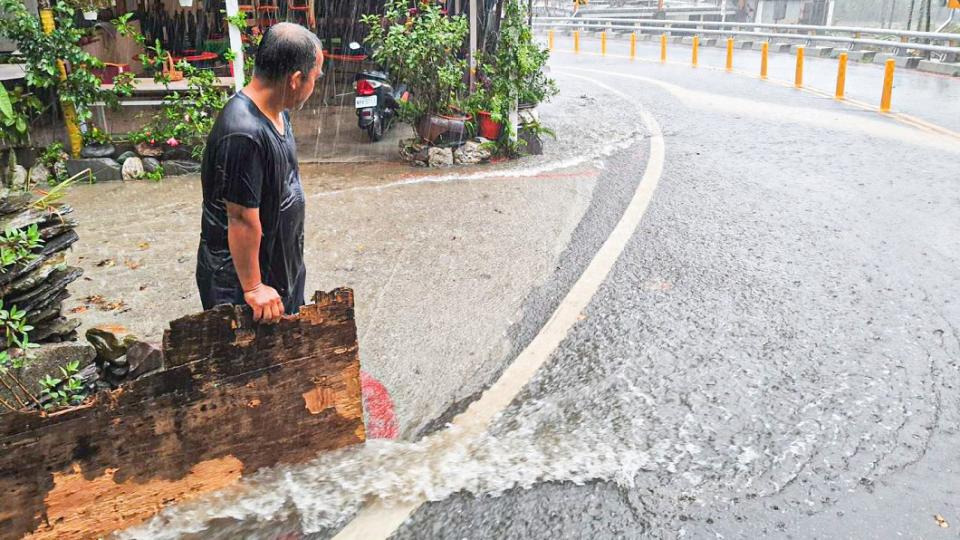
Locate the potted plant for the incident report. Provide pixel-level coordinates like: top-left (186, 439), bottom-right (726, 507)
top-left (71, 0), bottom-right (112, 20)
top-left (464, 86), bottom-right (504, 141)
top-left (478, 0), bottom-right (558, 156)
top-left (361, 0), bottom-right (469, 144)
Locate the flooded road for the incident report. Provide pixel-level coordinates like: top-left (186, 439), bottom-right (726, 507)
top-left (106, 44), bottom-right (960, 540)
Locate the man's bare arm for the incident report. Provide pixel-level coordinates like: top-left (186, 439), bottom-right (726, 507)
top-left (226, 202), bottom-right (284, 322)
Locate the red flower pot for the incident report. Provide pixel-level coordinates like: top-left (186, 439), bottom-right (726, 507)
top-left (477, 111), bottom-right (502, 140)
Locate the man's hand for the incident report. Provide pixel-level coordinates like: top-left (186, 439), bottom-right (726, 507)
top-left (244, 283), bottom-right (284, 323)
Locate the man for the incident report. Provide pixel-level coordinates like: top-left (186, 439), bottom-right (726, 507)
top-left (196, 23), bottom-right (324, 323)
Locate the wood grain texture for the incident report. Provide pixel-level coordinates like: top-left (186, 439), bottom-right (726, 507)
top-left (0, 289), bottom-right (365, 540)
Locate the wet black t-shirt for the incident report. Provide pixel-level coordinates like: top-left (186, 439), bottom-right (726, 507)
top-left (196, 91), bottom-right (306, 314)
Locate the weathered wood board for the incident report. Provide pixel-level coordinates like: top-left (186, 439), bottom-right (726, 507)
top-left (0, 289), bottom-right (365, 540)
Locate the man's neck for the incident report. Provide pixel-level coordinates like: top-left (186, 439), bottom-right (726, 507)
top-left (243, 78), bottom-right (286, 126)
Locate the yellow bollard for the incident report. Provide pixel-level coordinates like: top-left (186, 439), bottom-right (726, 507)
top-left (692, 35), bottom-right (699, 67)
top-left (660, 34), bottom-right (667, 63)
top-left (574, 31), bottom-right (580, 54)
top-left (760, 42), bottom-right (769, 79)
top-left (880, 58), bottom-right (896, 112)
top-left (726, 38), bottom-right (734, 71)
top-left (795, 46), bottom-right (804, 88)
top-left (835, 52), bottom-right (848, 99)
top-left (549, 29), bottom-right (555, 51)
top-left (601, 31), bottom-right (607, 56)
top-left (630, 32), bottom-right (637, 60)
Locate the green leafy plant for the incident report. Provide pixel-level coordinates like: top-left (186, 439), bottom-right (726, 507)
top-left (0, 85), bottom-right (42, 147)
top-left (520, 119), bottom-right (556, 140)
top-left (0, 224), bottom-right (44, 274)
top-left (82, 126), bottom-right (112, 146)
top-left (143, 165), bottom-right (164, 182)
top-left (129, 62), bottom-right (227, 159)
top-left (116, 15), bottom-right (228, 159)
top-left (38, 359), bottom-right (87, 410)
top-left (0, 301), bottom-right (32, 348)
top-left (37, 142), bottom-right (71, 185)
top-left (474, 0), bottom-right (557, 155)
top-left (361, 0), bottom-right (469, 123)
top-left (0, 0), bottom-right (118, 130)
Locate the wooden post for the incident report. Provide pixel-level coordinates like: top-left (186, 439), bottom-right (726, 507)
top-left (0, 290), bottom-right (365, 540)
top-left (225, 0), bottom-right (244, 92)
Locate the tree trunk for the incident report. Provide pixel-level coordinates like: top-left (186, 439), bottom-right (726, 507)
top-left (906, 0), bottom-right (917, 30)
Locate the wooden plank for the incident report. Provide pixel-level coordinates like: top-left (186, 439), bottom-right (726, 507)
top-left (0, 288), bottom-right (365, 540)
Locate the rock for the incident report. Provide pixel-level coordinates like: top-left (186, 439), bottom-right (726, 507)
top-left (28, 164), bottom-right (49, 186)
top-left (162, 159), bottom-right (200, 177)
top-left (80, 143), bottom-right (116, 159)
top-left (399, 138), bottom-right (429, 165)
top-left (109, 365), bottom-right (129, 378)
top-left (0, 188), bottom-right (33, 214)
top-left (10, 164), bottom-right (27, 189)
top-left (453, 140), bottom-right (492, 165)
top-left (142, 157), bottom-right (161, 173)
top-left (135, 142), bottom-right (164, 158)
top-left (519, 129), bottom-right (544, 156)
top-left (110, 355), bottom-right (128, 367)
top-left (65, 158), bottom-right (122, 182)
top-left (78, 362), bottom-right (99, 385)
top-left (518, 107), bottom-right (539, 125)
top-left (95, 380), bottom-right (113, 392)
top-left (112, 142), bottom-right (136, 158)
top-left (1, 342), bottom-right (97, 402)
top-left (126, 340), bottom-right (164, 378)
top-left (427, 147), bottom-right (454, 167)
top-left (31, 317), bottom-right (81, 343)
top-left (85, 324), bottom-right (140, 363)
top-left (121, 157), bottom-right (145, 180)
top-left (162, 145), bottom-right (195, 161)
top-left (116, 151), bottom-right (137, 164)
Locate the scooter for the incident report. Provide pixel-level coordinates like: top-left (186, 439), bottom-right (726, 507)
top-left (349, 42), bottom-right (408, 142)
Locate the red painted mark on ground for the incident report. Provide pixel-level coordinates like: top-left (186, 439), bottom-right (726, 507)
top-left (361, 370), bottom-right (399, 439)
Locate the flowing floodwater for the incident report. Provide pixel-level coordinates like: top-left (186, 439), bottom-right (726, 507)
top-left (114, 67), bottom-right (959, 539)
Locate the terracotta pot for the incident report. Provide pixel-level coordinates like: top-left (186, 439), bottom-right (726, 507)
top-left (417, 111), bottom-right (473, 144)
top-left (477, 111), bottom-right (502, 140)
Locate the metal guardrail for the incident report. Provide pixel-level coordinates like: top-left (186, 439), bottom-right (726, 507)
top-left (534, 17), bottom-right (960, 57)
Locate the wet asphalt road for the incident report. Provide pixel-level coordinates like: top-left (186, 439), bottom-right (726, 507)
top-left (391, 47), bottom-right (960, 539)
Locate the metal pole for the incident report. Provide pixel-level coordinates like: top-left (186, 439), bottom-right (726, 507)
top-left (470, 0), bottom-right (478, 90)
top-left (720, 0), bottom-right (727, 22)
top-left (226, 0), bottom-right (245, 92)
top-left (826, 0), bottom-right (836, 26)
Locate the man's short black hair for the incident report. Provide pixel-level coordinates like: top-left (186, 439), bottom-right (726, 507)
top-left (254, 22), bottom-right (323, 83)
